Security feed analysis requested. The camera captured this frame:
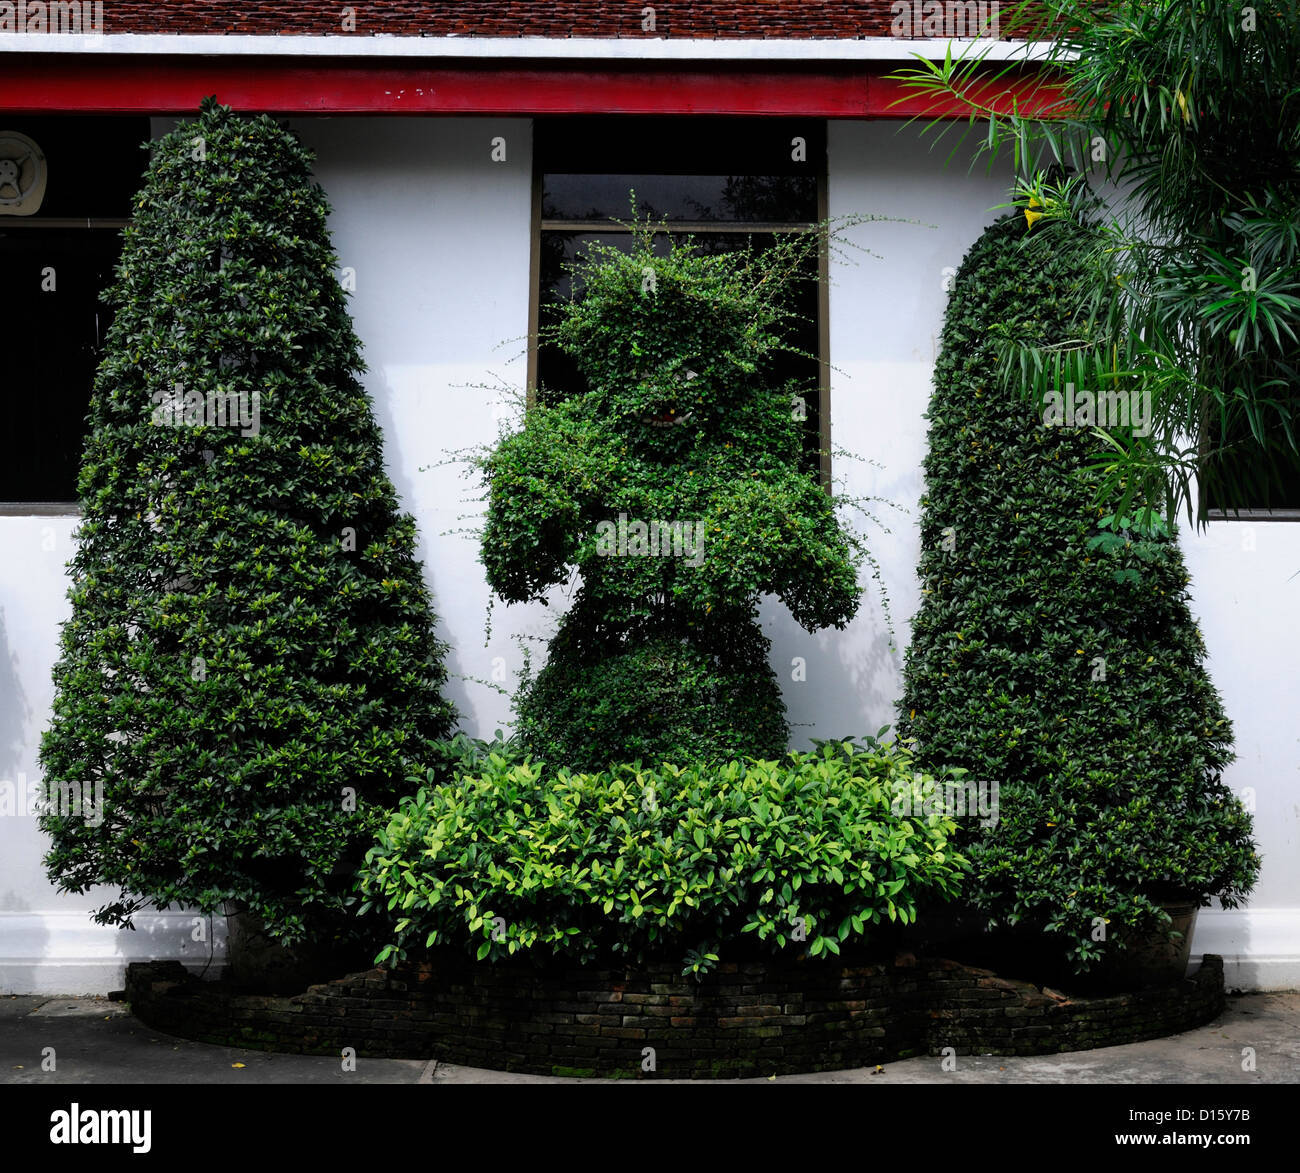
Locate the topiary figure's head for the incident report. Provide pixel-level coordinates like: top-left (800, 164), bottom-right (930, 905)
top-left (551, 224), bottom-right (811, 461)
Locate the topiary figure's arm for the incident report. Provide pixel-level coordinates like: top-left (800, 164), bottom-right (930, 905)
top-left (677, 471), bottom-right (863, 632)
top-left (478, 402), bottom-right (621, 603)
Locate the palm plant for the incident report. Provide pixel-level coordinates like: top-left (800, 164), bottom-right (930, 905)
top-left (893, 0), bottom-right (1300, 527)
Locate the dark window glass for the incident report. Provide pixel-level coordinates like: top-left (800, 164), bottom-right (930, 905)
top-left (1, 116), bottom-right (147, 219)
top-left (543, 173), bottom-right (818, 224)
top-left (0, 117), bottom-right (148, 505)
top-left (535, 117), bottom-right (824, 177)
top-left (0, 229), bottom-right (123, 502)
top-left (1202, 410), bottom-right (1300, 514)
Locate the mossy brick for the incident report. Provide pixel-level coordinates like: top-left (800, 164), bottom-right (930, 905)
top-left (599, 1026), bottom-right (648, 1040)
top-left (123, 954), bottom-right (1225, 1078)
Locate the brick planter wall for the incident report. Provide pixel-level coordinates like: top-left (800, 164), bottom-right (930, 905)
top-left (124, 952), bottom-right (1225, 1078)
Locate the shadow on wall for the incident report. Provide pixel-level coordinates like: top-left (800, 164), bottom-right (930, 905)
top-left (112, 908), bottom-right (227, 985)
top-left (0, 607), bottom-right (33, 783)
top-left (771, 603), bottom-right (905, 750)
top-left (0, 893), bottom-right (51, 995)
top-left (0, 605), bottom-right (52, 988)
top-left (0, 600), bottom-right (226, 991)
top-left (841, 601), bottom-right (908, 726)
top-left (363, 365), bottom-right (478, 728)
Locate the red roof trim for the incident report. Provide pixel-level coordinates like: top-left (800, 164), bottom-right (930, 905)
top-left (0, 56), bottom-right (1061, 118)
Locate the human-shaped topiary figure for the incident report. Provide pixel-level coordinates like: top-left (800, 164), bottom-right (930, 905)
top-left (480, 225), bottom-right (864, 769)
top-left (39, 98), bottom-right (456, 954)
top-left (898, 211), bottom-right (1259, 977)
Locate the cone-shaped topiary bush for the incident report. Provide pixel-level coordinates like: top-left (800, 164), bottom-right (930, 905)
top-left (898, 213), bottom-right (1259, 974)
top-left (479, 224), bottom-right (865, 769)
top-left (38, 97), bottom-right (456, 947)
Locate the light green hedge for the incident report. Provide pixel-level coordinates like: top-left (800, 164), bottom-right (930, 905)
top-left (359, 738), bottom-right (970, 975)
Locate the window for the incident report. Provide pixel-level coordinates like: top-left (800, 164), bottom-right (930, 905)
top-left (0, 117), bottom-right (149, 510)
top-left (1201, 407), bottom-right (1300, 520)
top-left (531, 117), bottom-right (830, 483)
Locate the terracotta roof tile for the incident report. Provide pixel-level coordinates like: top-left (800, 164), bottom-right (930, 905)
top-left (36, 2), bottom-right (1032, 40)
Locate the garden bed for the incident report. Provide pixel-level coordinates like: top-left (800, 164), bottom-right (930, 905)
top-left (124, 952), bottom-right (1225, 1079)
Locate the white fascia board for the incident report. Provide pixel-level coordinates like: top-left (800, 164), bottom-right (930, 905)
top-left (0, 33), bottom-right (1066, 63)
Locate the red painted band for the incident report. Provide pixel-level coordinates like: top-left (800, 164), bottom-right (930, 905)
top-left (0, 56), bottom-right (1064, 118)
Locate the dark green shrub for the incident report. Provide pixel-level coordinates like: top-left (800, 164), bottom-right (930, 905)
top-left (38, 98), bottom-right (456, 947)
top-left (477, 222), bottom-right (864, 767)
top-left (358, 738), bottom-right (970, 973)
top-left (898, 213), bottom-right (1259, 972)
top-left (513, 615), bottom-right (788, 773)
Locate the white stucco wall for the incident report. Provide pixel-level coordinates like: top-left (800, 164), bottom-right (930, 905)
top-left (287, 116), bottom-right (546, 737)
top-left (1177, 523), bottom-right (1300, 988)
top-left (1, 116), bottom-right (1295, 993)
